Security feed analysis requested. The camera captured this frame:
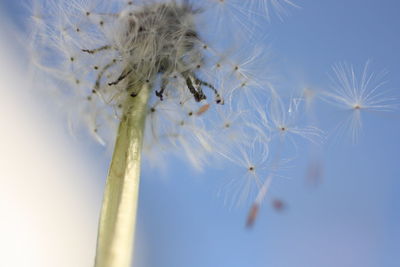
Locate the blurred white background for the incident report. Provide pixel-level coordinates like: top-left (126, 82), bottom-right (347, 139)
top-left (0, 18), bottom-right (101, 267)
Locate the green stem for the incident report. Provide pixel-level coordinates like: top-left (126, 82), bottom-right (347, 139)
top-left (94, 83), bottom-right (150, 267)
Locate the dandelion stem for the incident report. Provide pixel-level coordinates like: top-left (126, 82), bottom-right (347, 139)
top-left (94, 83), bottom-right (150, 267)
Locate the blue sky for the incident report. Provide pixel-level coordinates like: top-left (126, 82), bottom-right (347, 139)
top-left (1, 1), bottom-right (399, 267)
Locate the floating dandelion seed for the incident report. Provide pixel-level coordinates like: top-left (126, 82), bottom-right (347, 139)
top-left (217, 138), bottom-right (271, 209)
top-left (322, 61), bottom-right (397, 142)
top-left (253, 92), bottom-right (325, 148)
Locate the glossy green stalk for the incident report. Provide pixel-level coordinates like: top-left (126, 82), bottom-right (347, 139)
top-left (94, 83), bottom-right (150, 267)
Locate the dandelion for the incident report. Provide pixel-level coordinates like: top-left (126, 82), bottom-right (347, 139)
top-left (217, 138), bottom-right (270, 209)
top-left (22, 0), bottom-right (400, 263)
top-left (322, 61), bottom-right (397, 142)
top-left (254, 92), bottom-right (324, 148)
top-left (27, 0), bottom-right (286, 266)
top-left (28, 0), bottom-right (397, 265)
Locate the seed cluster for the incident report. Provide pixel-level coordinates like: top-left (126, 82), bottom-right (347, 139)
top-left (29, 0), bottom-right (396, 211)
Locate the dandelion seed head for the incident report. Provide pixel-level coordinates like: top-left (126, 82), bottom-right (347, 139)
top-left (29, 0), bottom-right (309, 211)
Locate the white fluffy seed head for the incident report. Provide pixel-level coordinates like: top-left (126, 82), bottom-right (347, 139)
top-left (113, 3), bottom-right (201, 79)
top-left (28, 0), bottom-right (271, 169)
top-left (28, 0), bottom-right (352, 209)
